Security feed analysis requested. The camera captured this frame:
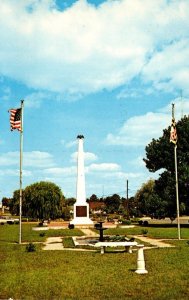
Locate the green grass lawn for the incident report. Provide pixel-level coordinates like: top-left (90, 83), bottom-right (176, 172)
top-left (1, 224), bottom-right (189, 300)
top-left (105, 225), bottom-right (189, 239)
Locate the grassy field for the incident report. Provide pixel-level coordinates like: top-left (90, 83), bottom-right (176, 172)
top-left (105, 225), bottom-right (189, 239)
top-left (1, 224), bottom-right (189, 300)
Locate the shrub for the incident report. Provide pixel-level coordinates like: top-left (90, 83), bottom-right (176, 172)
top-left (121, 219), bottom-right (131, 225)
top-left (141, 229), bottom-right (148, 236)
top-left (68, 224), bottom-right (74, 229)
top-left (131, 217), bottom-right (140, 223)
top-left (39, 232), bottom-right (46, 237)
top-left (26, 243), bottom-right (36, 252)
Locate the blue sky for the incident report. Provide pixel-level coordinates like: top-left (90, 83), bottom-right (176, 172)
top-left (0, 0), bottom-right (189, 201)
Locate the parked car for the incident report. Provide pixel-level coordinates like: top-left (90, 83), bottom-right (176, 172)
top-left (0, 216), bottom-right (19, 224)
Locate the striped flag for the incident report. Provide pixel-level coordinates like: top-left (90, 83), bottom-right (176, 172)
top-left (170, 118), bottom-right (177, 144)
top-left (9, 108), bottom-right (22, 131)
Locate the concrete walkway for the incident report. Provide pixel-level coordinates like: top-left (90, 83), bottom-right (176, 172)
top-left (42, 229), bottom-right (176, 251)
top-left (43, 236), bottom-right (97, 251)
top-left (43, 237), bottom-right (64, 250)
top-left (133, 235), bottom-right (175, 248)
top-left (43, 229), bottom-right (99, 251)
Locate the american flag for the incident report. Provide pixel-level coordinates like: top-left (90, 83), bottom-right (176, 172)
top-left (170, 118), bottom-right (177, 144)
top-left (9, 108), bottom-right (22, 131)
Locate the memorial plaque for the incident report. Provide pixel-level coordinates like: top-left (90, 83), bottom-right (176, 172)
top-left (76, 206), bottom-right (87, 217)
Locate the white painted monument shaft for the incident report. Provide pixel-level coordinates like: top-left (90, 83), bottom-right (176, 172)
top-left (70, 135), bottom-right (93, 226)
top-left (76, 136), bottom-right (86, 203)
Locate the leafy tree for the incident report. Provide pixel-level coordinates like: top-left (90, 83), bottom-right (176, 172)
top-left (144, 116), bottom-right (189, 216)
top-left (128, 196), bottom-right (140, 217)
top-left (87, 194), bottom-right (99, 202)
top-left (9, 190), bottom-right (20, 215)
top-left (9, 181), bottom-right (63, 219)
top-left (104, 194), bottom-right (121, 213)
top-left (65, 197), bottom-right (76, 206)
top-left (2, 197), bottom-right (11, 207)
top-left (24, 181), bottom-right (63, 220)
top-left (134, 179), bottom-right (165, 217)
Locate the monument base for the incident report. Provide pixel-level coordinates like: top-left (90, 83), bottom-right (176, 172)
top-left (70, 217), bottom-right (94, 226)
top-left (70, 203), bottom-right (93, 227)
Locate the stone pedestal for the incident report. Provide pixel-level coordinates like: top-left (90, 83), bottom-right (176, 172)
top-left (70, 135), bottom-right (93, 227)
top-left (135, 244), bottom-right (148, 274)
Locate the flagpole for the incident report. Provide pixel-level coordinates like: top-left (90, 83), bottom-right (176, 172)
top-left (19, 100), bottom-right (24, 244)
top-left (172, 103), bottom-right (181, 240)
top-left (174, 145), bottom-right (181, 240)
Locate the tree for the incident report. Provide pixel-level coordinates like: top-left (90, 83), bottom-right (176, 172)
top-left (88, 194), bottom-right (99, 202)
top-left (2, 197), bottom-right (11, 207)
top-left (144, 116), bottom-right (189, 216)
top-left (9, 181), bottom-right (64, 220)
top-left (104, 194), bottom-right (121, 213)
top-left (9, 190), bottom-right (20, 215)
top-left (134, 179), bottom-right (165, 217)
top-left (65, 197), bottom-right (76, 206)
top-left (24, 181), bottom-right (63, 220)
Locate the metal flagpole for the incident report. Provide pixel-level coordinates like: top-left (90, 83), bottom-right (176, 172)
top-left (19, 100), bottom-right (24, 245)
top-left (174, 145), bottom-right (181, 240)
top-left (172, 104), bottom-right (181, 240)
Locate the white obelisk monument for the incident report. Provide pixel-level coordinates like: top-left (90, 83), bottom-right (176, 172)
top-left (70, 135), bottom-right (93, 226)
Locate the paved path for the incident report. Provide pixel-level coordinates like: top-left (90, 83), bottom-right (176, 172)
top-left (43, 229), bottom-right (98, 251)
top-left (42, 229), bottom-right (175, 251)
top-left (133, 235), bottom-right (175, 248)
top-left (43, 237), bottom-right (64, 250)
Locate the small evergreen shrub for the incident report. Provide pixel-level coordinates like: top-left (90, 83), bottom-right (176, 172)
top-left (141, 229), bottom-right (148, 236)
top-left (39, 232), bottom-right (46, 237)
top-left (121, 219), bottom-right (131, 225)
top-left (26, 243), bottom-right (36, 252)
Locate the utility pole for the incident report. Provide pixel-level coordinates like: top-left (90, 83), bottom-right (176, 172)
top-left (126, 179), bottom-right (129, 218)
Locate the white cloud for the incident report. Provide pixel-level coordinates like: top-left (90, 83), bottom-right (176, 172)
top-left (71, 151), bottom-right (98, 163)
top-left (130, 156), bottom-right (146, 168)
top-left (0, 151), bottom-right (55, 168)
top-left (0, 169), bottom-right (32, 176)
top-left (106, 112), bottom-right (170, 146)
top-left (25, 92), bottom-right (48, 108)
top-left (86, 163), bottom-right (121, 173)
top-left (65, 140), bottom-right (77, 148)
top-left (142, 39), bottom-right (189, 94)
top-left (106, 97), bottom-right (189, 147)
top-left (0, 86), bottom-right (11, 101)
top-left (43, 166), bottom-right (76, 176)
top-left (117, 87), bottom-right (153, 100)
top-left (159, 97), bottom-right (189, 119)
top-left (0, 0), bottom-right (188, 95)
top-left (100, 171), bottom-right (142, 179)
